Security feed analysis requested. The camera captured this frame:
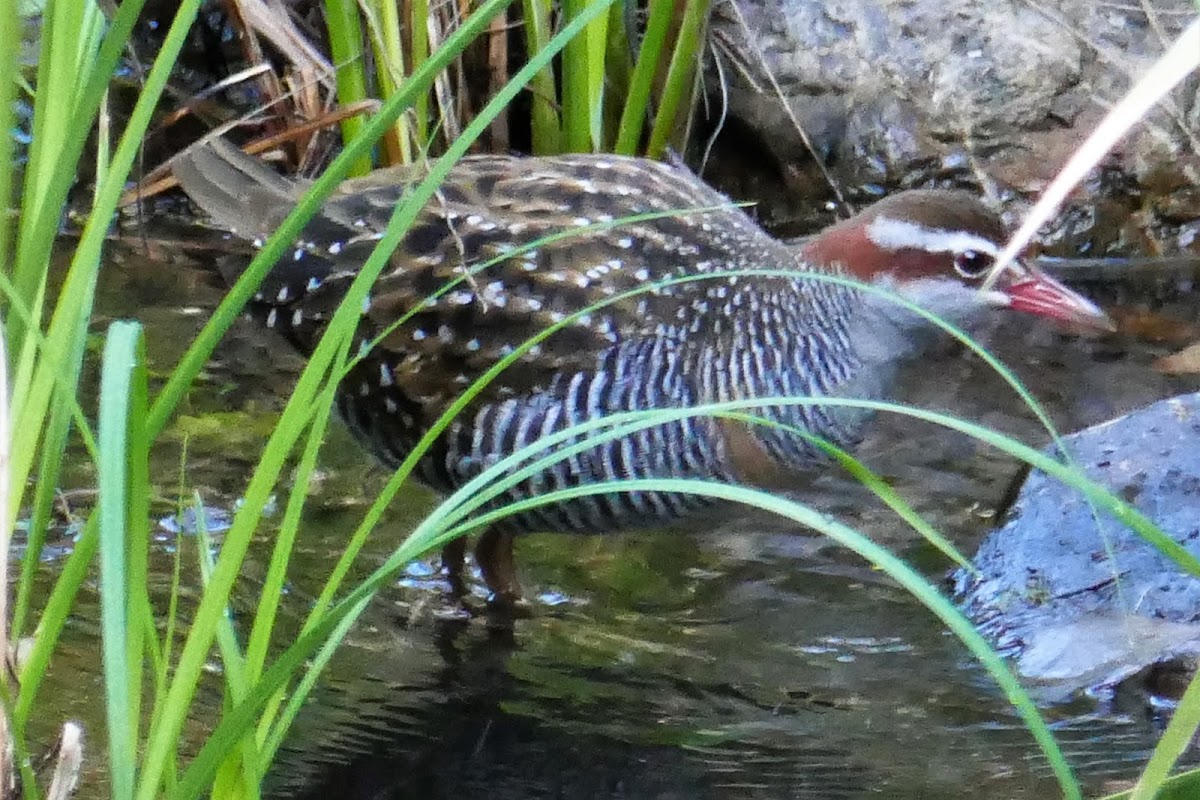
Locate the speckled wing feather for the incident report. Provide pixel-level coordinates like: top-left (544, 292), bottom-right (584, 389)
top-left (173, 142), bottom-right (858, 525)
top-left (173, 143), bottom-right (803, 410)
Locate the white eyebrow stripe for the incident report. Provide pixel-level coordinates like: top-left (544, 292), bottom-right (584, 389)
top-left (866, 216), bottom-right (999, 256)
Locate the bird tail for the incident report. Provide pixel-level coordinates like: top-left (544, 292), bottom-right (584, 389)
top-left (171, 139), bottom-right (353, 308)
top-left (171, 138), bottom-right (303, 234)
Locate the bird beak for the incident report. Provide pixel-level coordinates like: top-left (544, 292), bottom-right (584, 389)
top-left (1000, 268), bottom-right (1116, 332)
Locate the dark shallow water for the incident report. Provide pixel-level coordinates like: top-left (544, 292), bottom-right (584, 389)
top-left (28, 245), bottom-right (1200, 797)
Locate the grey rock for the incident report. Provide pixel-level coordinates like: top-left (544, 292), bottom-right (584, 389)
top-left (954, 392), bottom-right (1200, 695)
top-left (708, 0), bottom-right (1196, 184)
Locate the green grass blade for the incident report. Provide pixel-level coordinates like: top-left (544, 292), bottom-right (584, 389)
top-left (521, 0), bottom-right (561, 152)
top-left (13, 515), bottom-right (97, 728)
top-left (614, 0), bottom-right (674, 154)
top-left (645, 0), bottom-right (708, 157)
top-left (258, 596), bottom-right (363, 762)
top-left (423, 477), bottom-right (1081, 799)
top-left (144, 0), bottom-right (517, 442)
top-left (243, 381), bottom-right (337, 684)
top-left (10, 0), bottom-right (144, 354)
top-left (410, 0), bottom-right (431, 144)
top-left (9, 0), bottom-right (192, 540)
top-left (0, 0), bottom-right (18, 272)
top-left (368, 0), bottom-right (412, 163)
top-left (135, 4), bottom-right (526, 793)
top-left (1128, 664), bottom-right (1200, 799)
top-left (173, 596), bottom-right (373, 800)
top-left (97, 321), bottom-right (143, 800)
top-left (560, 0), bottom-right (593, 150)
top-left (293, 0), bottom-right (619, 630)
top-left (195, 508), bottom-right (261, 800)
top-left (323, 0), bottom-right (372, 173)
top-left (582, 0), bottom-right (609, 149)
top-left (245, 0), bottom-right (621, 752)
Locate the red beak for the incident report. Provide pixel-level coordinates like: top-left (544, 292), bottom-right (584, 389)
top-left (1003, 270), bottom-right (1116, 332)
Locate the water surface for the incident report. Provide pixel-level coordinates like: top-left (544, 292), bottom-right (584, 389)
top-left (32, 246), bottom-right (1200, 797)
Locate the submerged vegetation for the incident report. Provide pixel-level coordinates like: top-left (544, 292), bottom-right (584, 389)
top-left (1, 1), bottom-right (1199, 798)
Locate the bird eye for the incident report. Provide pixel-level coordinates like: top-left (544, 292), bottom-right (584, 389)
top-left (953, 249), bottom-right (994, 279)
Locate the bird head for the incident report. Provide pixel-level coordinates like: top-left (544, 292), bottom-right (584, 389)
top-left (799, 190), bottom-right (1115, 334)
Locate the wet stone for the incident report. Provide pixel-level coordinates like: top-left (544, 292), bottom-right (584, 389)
top-left (955, 391), bottom-right (1200, 695)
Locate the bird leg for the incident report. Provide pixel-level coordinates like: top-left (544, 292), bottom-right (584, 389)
top-left (441, 536), bottom-right (468, 600)
top-left (474, 527), bottom-right (524, 611)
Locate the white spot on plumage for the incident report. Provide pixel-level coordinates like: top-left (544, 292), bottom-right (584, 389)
top-left (328, 241), bottom-right (343, 255)
top-left (466, 338), bottom-right (481, 351)
top-left (307, 277), bottom-right (322, 291)
top-left (293, 248), bottom-right (304, 261)
top-left (466, 214), bottom-right (484, 225)
top-left (412, 328), bottom-right (427, 341)
top-left (252, 237), bottom-right (264, 248)
top-left (276, 286), bottom-right (290, 302)
top-left (265, 309), bottom-right (277, 327)
top-left (572, 217), bottom-right (591, 227)
top-left (291, 309), bottom-right (304, 327)
top-left (379, 362), bottom-right (394, 386)
top-left (438, 325), bottom-right (454, 343)
top-left (353, 218), bottom-right (366, 228)
top-left (617, 237), bottom-right (634, 249)
top-left (384, 397), bottom-right (398, 413)
top-left (634, 268), bottom-right (650, 281)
